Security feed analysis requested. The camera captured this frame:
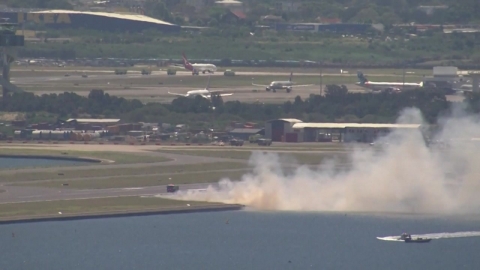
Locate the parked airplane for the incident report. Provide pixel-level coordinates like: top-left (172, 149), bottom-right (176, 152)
top-left (356, 71), bottom-right (423, 92)
top-left (252, 72), bottom-right (313, 93)
top-left (180, 53), bottom-right (217, 75)
top-left (167, 76), bottom-right (233, 99)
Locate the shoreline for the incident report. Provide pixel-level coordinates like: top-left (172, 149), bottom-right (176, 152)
top-left (0, 203), bottom-right (245, 225)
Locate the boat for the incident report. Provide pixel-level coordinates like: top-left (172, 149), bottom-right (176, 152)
top-left (405, 237), bottom-right (431, 243)
top-left (400, 233), bottom-right (431, 243)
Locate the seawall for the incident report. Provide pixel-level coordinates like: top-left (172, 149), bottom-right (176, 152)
top-left (0, 204), bottom-right (245, 225)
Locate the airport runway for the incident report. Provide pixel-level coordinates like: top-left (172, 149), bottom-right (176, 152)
top-left (11, 69), bottom-right (412, 81)
top-left (0, 142), bottom-right (348, 205)
top-left (0, 143), bottom-right (245, 205)
top-left (9, 68), bottom-right (441, 103)
top-left (0, 183), bottom-right (214, 204)
top-left (0, 144), bottom-right (246, 174)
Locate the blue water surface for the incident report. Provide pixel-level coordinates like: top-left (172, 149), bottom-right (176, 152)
top-left (1, 210), bottom-right (479, 270)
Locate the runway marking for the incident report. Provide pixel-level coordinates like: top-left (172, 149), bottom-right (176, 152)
top-left (18, 195), bottom-right (45, 198)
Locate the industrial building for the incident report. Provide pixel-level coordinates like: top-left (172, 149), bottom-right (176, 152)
top-left (265, 118), bottom-right (303, 142)
top-left (270, 23), bottom-right (380, 34)
top-left (0, 9), bottom-right (181, 32)
top-left (265, 119), bottom-right (422, 143)
top-left (422, 66), bottom-right (480, 92)
top-left (65, 118), bottom-right (121, 130)
top-left (293, 123), bottom-right (422, 143)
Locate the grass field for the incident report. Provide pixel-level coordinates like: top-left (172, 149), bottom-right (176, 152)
top-left (13, 170), bottom-right (248, 189)
top-left (0, 196), bottom-right (222, 220)
top-left (0, 148), bottom-right (168, 165)
top-left (156, 149), bottom-right (350, 165)
top-left (0, 162), bottom-right (247, 183)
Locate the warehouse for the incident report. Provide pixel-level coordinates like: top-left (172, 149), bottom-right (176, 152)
top-left (0, 9), bottom-right (181, 32)
top-left (265, 118), bottom-right (303, 142)
top-left (291, 123), bottom-right (422, 143)
top-left (65, 118), bottom-right (121, 130)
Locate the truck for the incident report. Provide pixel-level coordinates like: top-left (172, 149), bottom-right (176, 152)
top-left (230, 138), bottom-right (244, 146)
top-left (141, 69), bottom-right (151, 75)
top-left (167, 68), bottom-right (177, 75)
top-left (249, 134), bottom-right (263, 143)
top-left (167, 184), bottom-right (179, 193)
top-left (257, 138), bottom-right (272, 146)
top-left (224, 69), bottom-right (235, 76)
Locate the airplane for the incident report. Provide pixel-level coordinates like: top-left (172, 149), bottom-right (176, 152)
top-left (356, 71), bottom-right (423, 93)
top-left (251, 72), bottom-right (313, 93)
top-left (452, 83), bottom-right (480, 94)
top-left (167, 76), bottom-right (233, 99)
top-left (170, 53), bottom-right (217, 75)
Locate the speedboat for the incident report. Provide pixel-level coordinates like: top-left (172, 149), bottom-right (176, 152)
top-left (405, 237), bottom-right (431, 243)
top-left (400, 233), bottom-right (431, 243)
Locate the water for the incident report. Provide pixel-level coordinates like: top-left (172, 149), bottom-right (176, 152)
top-left (1, 210), bottom-right (480, 270)
top-left (0, 157), bottom-right (88, 169)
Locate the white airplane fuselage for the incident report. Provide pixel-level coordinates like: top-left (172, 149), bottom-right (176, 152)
top-left (356, 81), bottom-right (422, 91)
top-left (267, 81), bottom-right (295, 91)
top-left (185, 89), bottom-right (211, 97)
top-left (191, 64), bottom-right (217, 74)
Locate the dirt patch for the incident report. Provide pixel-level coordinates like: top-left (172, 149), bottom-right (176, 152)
top-left (0, 112), bottom-right (25, 121)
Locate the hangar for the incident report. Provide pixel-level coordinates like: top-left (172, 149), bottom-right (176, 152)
top-left (264, 119), bottom-right (422, 143)
top-left (292, 123), bottom-right (422, 143)
top-left (265, 118), bottom-right (303, 142)
top-left (0, 9), bottom-right (181, 32)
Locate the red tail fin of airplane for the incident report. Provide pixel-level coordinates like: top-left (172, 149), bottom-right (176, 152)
top-left (182, 52), bottom-right (193, 71)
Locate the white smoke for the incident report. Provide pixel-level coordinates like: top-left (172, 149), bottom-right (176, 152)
top-left (174, 107), bottom-right (480, 214)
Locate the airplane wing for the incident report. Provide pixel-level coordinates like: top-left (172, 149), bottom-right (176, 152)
top-left (208, 90), bottom-right (233, 97)
top-left (252, 83), bottom-right (269, 87)
top-left (167, 92), bottom-right (188, 97)
top-left (293, 84), bottom-right (314, 87)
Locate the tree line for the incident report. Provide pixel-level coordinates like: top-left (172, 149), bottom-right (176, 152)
top-left (3, 86), bottom-right (478, 129)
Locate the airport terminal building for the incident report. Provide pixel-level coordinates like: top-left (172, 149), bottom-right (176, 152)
top-left (0, 9), bottom-right (181, 32)
top-left (266, 119), bottom-right (422, 143)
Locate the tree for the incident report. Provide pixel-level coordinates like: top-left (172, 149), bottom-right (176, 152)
top-left (325, 85), bottom-right (348, 97)
top-left (144, 0), bottom-right (175, 23)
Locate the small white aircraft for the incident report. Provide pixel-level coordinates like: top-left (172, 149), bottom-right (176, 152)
top-left (169, 53), bottom-right (217, 75)
top-left (252, 72), bottom-right (313, 93)
top-left (167, 76), bottom-right (233, 99)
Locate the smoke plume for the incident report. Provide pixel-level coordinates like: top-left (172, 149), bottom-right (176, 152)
top-left (173, 107), bottom-right (480, 214)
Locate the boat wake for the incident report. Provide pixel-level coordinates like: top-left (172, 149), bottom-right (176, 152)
top-left (377, 231), bottom-right (480, 241)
